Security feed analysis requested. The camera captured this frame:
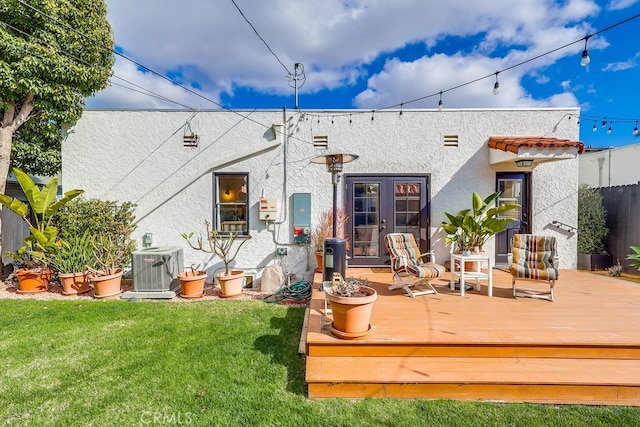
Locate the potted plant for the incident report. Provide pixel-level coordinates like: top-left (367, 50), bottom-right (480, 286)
top-left (441, 191), bottom-right (519, 254)
top-left (0, 168), bottom-right (83, 293)
top-left (48, 231), bottom-right (94, 295)
top-left (311, 208), bottom-right (348, 273)
top-left (324, 274), bottom-right (377, 339)
top-left (87, 234), bottom-right (129, 298)
top-left (182, 220), bottom-right (250, 298)
top-left (177, 264), bottom-right (208, 299)
top-left (577, 184), bottom-right (611, 270)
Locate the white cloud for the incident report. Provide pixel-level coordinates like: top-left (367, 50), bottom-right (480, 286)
top-left (602, 52), bottom-right (640, 72)
top-left (608, 0), bottom-right (640, 10)
top-left (95, 0), bottom-right (603, 109)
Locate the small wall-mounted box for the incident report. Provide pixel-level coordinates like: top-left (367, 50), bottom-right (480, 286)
top-left (259, 198), bottom-right (277, 220)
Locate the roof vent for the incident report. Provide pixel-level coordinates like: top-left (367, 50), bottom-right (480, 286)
top-left (444, 134), bottom-right (459, 147)
top-left (313, 135), bottom-right (328, 148)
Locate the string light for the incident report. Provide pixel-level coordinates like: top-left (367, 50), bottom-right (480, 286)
top-left (602, 117), bottom-right (607, 128)
top-left (371, 110), bottom-right (375, 121)
top-left (437, 92), bottom-right (443, 111)
top-left (593, 121), bottom-right (597, 132)
top-left (492, 72), bottom-right (500, 95)
top-left (399, 103), bottom-right (403, 116)
top-left (607, 122), bottom-right (613, 134)
top-left (634, 121), bottom-right (639, 136)
top-left (581, 36), bottom-right (591, 66)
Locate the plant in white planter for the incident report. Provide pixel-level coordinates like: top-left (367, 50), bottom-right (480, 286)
top-left (182, 220), bottom-right (250, 298)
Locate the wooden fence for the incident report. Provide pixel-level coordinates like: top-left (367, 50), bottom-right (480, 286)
top-left (601, 184), bottom-right (640, 274)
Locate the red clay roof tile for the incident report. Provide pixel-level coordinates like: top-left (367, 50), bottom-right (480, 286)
top-left (488, 137), bottom-right (584, 154)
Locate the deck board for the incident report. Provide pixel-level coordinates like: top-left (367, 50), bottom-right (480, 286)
top-left (305, 268), bottom-right (640, 404)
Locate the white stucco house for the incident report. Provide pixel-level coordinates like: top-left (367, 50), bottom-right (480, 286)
top-left (579, 142), bottom-right (640, 187)
top-left (61, 108), bottom-right (583, 286)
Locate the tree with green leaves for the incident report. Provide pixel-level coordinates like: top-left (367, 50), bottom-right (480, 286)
top-left (0, 0), bottom-right (114, 190)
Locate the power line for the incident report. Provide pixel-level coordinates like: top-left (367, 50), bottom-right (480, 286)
top-left (229, 0), bottom-right (292, 75)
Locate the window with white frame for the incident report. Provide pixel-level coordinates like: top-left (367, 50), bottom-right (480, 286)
top-left (214, 173), bottom-right (249, 235)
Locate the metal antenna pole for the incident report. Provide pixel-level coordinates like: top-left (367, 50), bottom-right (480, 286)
top-left (290, 63), bottom-right (306, 109)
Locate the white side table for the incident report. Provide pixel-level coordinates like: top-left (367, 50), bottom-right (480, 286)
top-left (450, 253), bottom-right (493, 297)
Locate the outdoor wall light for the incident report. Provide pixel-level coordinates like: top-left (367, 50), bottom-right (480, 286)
top-left (515, 159), bottom-right (534, 167)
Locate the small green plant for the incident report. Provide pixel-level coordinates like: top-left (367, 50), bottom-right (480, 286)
top-left (47, 231), bottom-right (95, 273)
top-left (607, 259), bottom-right (623, 277)
top-left (627, 246), bottom-right (640, 272)
top-left (88, 234), bottom-right (130, 276)
top-left (182, 220), bottom-right (250, 276)
top-left (577, 184), bottom-right (609, 254)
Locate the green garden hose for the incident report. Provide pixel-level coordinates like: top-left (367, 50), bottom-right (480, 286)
top-left (263, 280), bottom-right (312, 303)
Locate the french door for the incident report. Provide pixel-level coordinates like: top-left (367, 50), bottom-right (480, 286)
top-left (495, 172), bottom-right (530, 266)
top-left (345, 175), bottom-right (431, 267)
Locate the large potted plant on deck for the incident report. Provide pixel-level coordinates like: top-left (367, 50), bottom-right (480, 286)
top-left (441, 191), bottom-right (519, 254)
top-left (0, 168), bottom-right (84, 293)
top-left (325, 275), bottom-right (377, 339)
top-left (182, 220), bottom-right (250, 298)
top-left (577, 184), bottom-right (611, 270)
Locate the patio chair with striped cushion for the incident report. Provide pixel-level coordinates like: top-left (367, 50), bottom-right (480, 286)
top-left (384, 233), bottom-right (445, 298)
top-left (509, 234), bottom-right (559, 302)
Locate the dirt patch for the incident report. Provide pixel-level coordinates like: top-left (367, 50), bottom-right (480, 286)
top-left (0, 278), bottom-right (307, 306)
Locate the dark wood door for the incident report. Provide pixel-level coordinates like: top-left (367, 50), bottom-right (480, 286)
top-left (495, 173), bottom-right (530, 266)
top-left (345, 175), bottom-right (431, 267)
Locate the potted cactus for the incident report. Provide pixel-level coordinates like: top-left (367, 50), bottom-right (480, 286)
top-left (324, 274), bottom-right (377, 339)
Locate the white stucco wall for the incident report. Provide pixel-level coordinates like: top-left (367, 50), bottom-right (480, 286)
top-left (579, 143), bottom-right (640, 187)
top-left (62, 108), bottom-right (580, 282)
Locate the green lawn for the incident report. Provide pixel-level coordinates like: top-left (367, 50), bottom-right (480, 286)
top-left (1, 299), bottom-right (638, 426)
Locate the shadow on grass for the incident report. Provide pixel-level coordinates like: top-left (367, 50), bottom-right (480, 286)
top-left (254, 307), bottom-right (307, 396)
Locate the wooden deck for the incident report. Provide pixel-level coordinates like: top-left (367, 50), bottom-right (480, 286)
top-left (304, 268), bottom-right (640, 405)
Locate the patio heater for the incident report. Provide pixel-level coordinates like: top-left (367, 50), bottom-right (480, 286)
top-left (311, 153), bottom-right (359, 285)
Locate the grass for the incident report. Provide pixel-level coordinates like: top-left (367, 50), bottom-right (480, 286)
top-left (1, 299), bottom-right (638, 426)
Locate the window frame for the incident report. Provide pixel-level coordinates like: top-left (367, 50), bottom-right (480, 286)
top-left (213, 172), bottom-right (249, 237)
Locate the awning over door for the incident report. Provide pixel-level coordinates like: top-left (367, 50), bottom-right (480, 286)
top-left (488, 136), bottom-right (584, 169)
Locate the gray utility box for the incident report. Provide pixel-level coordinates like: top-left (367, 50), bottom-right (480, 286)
top-left (131, 246), bottom-right (183, 292)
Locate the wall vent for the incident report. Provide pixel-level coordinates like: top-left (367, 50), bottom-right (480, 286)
top-left (313, 135), bottom-right (329, 148)
top-left (444, 134), bottom-right (459, 147)
top-left (131, 246), bottom-right (183, 292)
top-left (183, 134), bottom-right (199, 147)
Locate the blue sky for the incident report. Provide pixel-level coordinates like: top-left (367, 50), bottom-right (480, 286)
top-left (89, 0), bottom-right (640, 148)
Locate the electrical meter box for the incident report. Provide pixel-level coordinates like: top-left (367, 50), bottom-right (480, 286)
top-left (259, 197), bottom-right (277, 220)
top-left (292, 193), bottom-right (311, 244)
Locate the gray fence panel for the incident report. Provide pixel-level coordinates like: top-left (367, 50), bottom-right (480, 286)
top-left (601, 184), bottom-right (640, 274)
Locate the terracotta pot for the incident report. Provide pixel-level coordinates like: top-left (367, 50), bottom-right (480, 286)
top-left (216, 270), bottom-right (245, 298)
top-left (315, 251), bottom-right (323, 273)
top-left (16, 268), bottom-right (51, 294)
top-left (178, 270), bottom-right (207, 299)
top-left (59, 272), bottom-right (91, 296)
top-left (326, 286), bottom-right (377, 339)
top-left (89, 269), bottom-right (123, 299)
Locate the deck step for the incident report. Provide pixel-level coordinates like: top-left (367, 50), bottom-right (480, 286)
top-left (306, 356), bottom-right (640, 404)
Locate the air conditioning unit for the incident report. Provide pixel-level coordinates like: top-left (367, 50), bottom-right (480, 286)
top-left (131, 246), bottom-right (183, 292)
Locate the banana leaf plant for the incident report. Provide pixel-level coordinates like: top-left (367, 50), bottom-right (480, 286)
top-left (0, 168), bottom-right (84, 268)
top-left (441, 191), bottom-right (520, 252)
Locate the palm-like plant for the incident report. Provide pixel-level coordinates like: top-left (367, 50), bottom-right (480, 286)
top-left (441, 191), bottom-right (520, 252)
top-left (0, 168), bottom-right (83, 267)
top-left (627, 246), bottom-right (640, 272)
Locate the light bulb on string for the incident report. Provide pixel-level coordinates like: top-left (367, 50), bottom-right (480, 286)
top-left (581, 36), bottom-right (591, 66)
top-left (492, 72), bottom-right (500, 95)
top-left (602, 117), bottom-right (607, 128)
top-left (607, 122), bottom-right (613, 134)
top-left (592, 121), bottom-right (597, 132)
top-left (634, 121), bottom-right (639, 136)
top-left (437, 92), bottom-right (443, 111)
